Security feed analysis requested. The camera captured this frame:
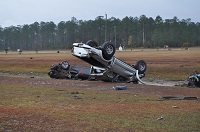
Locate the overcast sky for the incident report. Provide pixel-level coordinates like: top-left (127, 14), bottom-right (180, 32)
top-left (0, 0), bottom-right (199, 27)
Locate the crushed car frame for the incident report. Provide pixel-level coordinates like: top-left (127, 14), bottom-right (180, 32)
top-left (48, 40), bottom-right (147, 83)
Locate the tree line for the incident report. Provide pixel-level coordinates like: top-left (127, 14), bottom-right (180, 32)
top-left (0, 15), bottom-right (200, 51)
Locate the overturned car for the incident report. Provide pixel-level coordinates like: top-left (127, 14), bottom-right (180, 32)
top-left (48, 40), bottom-right (147, 83)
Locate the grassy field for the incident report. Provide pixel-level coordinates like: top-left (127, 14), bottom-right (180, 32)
top-left (1, 47), bottom-right (200, 80)
top-left (0, 48), bottom-right (200, 131)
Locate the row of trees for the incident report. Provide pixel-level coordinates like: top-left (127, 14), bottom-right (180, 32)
top-left (0, 15), bottom-right (200, 51)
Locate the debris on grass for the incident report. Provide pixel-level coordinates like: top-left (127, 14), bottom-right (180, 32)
top-left (157, 116), bottom-right (164, 120)
top-left (159, 96), bottom-right (198, 100)
top-left (172, 106), bottom-right (178, 108)
top-left (73, 95), bottom-right (82, 100)
top-left (113, 85), bottom-right (127, 90)
top-left (70, 91), bottom-right (80, 94)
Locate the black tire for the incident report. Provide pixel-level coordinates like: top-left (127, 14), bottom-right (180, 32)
top-left (188, 79), bottom-right (198, 87)
top-left (48, 71), bottom-right (58, 79)
top-left (60, 61), bottom-right (70, 70)
top-left (86, 40), bottom-right (98, 47)
top-left (134, 60), bottom-right (147, 74)
top-left (188, 79), bottom-right (195, 87)
top-left (101, 42), bottom-right (115, 60)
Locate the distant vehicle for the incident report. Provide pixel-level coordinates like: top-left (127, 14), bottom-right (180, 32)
top-left (48, 40), bottom-right (147, 83)
top-left (188, 71), bottom-right (200, 87)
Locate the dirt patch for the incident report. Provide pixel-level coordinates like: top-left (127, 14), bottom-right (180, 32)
top-left (0, 71), bottom-right (188, 86)
top-left (0, 73), bottom-right (199, 97)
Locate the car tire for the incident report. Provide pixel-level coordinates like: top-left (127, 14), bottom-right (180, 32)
top-left (101, 42), bottom-right (115, 60)
top-left (188, 79), bottom-right (198, 87)
top-left (48, 71), bottom-right (59, 79)
top-left (60, 61), bottom-right (70, 70)
top-left (86, 40), bottom-right (98, 47)
top-left (134, 60), bottom-right (147, 74)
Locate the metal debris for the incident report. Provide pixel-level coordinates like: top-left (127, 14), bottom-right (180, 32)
top-left (157, 116), bottom-right (163, 120)
top-left (113, 85), bottom-right (127, 90)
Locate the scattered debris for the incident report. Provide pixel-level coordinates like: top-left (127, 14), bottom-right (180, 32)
top-left (57, 89), bottom-right (65, 92)
top-left (183, 97), bottom-right (198, 100)
top-left (30, 72), bottom-right (34, 78)
top-left (70, 91), bottom-right (79, 94)
top-left (69, 91), bottom-right (83, 100)
top-left (157, 116), bottom-right (163, 120)
top-left (172, 106), bottom-right (178, 108)
top-left (73, 95), bottom-right (82, 100)
top-left (162, 96), bottom-right (183, 100)
top-left (113, 85), bottom-right (127, 90)
top-left (161, 96), bottom-right (198, 100)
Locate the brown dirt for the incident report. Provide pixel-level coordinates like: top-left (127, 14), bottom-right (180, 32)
top-left (1, 74), bottom-right (200, 131)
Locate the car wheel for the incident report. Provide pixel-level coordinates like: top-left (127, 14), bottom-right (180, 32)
top-left (188, 79), bottom-right (197, 87)
top-left (134, 60), bottom-right (146, 74)
top-left (101, 42), bottom-right (115, 60)
top-left (48, 71), bottom-right (54, 78)
top-left (86, 40), bottom-right (98, 47)
top-left (60, 61), bottom-right (70, 70)
top-left (48, 71), bottom-right (59, 79)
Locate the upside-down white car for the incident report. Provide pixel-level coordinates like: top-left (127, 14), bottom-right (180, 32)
top-left (48, 40), bottom-right (147, 83)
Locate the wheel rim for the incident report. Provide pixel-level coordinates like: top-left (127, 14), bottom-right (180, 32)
top-left (139, 63), bottom-right (146, 71)
top-left (61, 62), bottom-right (69, 69)
top-left (106, 45), bottom-right (113, 55)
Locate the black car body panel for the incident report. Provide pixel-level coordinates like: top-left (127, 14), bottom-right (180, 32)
top-left (48, 61), bottom-right (90, 80)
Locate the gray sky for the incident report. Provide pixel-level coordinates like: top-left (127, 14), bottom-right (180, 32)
top-left (0, 0), bottom-right (199, 27)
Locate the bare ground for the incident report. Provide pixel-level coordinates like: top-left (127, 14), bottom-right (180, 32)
top-left (0, 72), bottom-right (199, 96)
